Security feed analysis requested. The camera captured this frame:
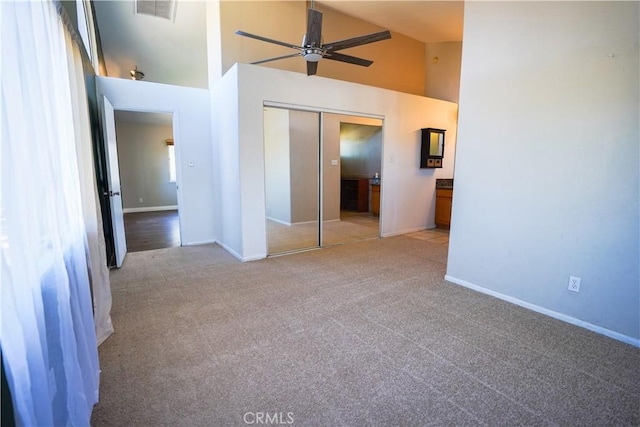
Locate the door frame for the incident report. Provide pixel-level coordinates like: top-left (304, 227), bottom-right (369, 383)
top-left (94, 99), bottom-right (183, 265)
top-left (99, 94), bottom-right (127, 267)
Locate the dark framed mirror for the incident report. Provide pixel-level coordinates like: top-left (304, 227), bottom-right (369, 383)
top-left (420, 128), bottom-right (446, 168)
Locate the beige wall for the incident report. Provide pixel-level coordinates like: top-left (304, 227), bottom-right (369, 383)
top-left (115, 120), bottom-right (177, 210)
top-left (425, 41), bottom-right (462, 102)
top-left (220, 0), bottom-right (426, 96)
top-left (315, 3), bottom-right (425, 96)
top-left (289, 110), bottom-right (319, 223)
top-left (220, 1), bottom-right (307, 76)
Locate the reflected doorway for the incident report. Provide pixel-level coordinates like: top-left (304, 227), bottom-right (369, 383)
top-left (322, 115), bottom-right (382, 247)
top-left (113, 110), bottom-right (181, 252)
top-left (264, 107), bottom-right (320, 254)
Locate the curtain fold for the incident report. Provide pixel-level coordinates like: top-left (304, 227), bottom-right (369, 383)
top-left (64, 25), bottom-right (114, 346)
top-left (1, 1), bottom-right (101, 424)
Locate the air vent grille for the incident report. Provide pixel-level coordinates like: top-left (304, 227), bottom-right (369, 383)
top-left (136, 0), bottom-right (176, 21)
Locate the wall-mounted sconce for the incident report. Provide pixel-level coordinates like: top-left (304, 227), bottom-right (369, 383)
top-left (130, 66), bottom-right (145, 80)
top-left (420, 128), bottom-right (445, 168)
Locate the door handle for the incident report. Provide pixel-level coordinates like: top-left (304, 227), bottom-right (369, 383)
top-left (104, 191), bottom-right (120, 197)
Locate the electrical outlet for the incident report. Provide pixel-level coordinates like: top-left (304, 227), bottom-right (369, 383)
top-left (139, 198), bottom-right (143, 203)
top-left (568, 276), bottom-right (581, 293)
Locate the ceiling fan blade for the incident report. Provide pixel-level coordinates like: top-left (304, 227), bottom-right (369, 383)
top-left (323, 30), bottom-right (391, 52)
top-left (305, 8), bottom-right (323, 47)
top-left (235, 30), bottom-right (302, 51)
top-left (251, 53), bottom-right (302, 65)
top-left (324, 52), bottom-right (373, 67)
top-left (307, 61), bottom-right (318, 76)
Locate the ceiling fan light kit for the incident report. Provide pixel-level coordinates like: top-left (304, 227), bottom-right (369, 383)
top-left (236, 6), bottom-right (391, 76)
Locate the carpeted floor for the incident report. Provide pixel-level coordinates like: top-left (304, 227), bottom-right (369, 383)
top-left (92, 233), bottom-right (639, 426)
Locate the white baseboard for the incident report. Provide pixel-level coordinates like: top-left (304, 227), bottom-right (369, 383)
top-left (123, 205), bottom-right (178, 214)
top-left (217, 241), bottom-right (266, 262)
top-left (218, 241), bottom-right (244, 261)
top-left (183, 239), bottom-right (216, 246)
top-left (292, 219), bottom-right (318, 226)
top-left (266, 216), bottom-right (291, 226)
top-left (381, 226), bottom-right (429, 238)
top-left (444, 275), bottom-right (640, 348)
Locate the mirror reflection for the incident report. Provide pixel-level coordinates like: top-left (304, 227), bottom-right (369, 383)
top-left (264, 107), bottom-right (320, 255)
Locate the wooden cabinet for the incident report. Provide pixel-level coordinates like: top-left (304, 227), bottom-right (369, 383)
top-left (371, 184), bottom-right (380, 216)
top-left (435, 188), bottom-right (453, 229)
top-left (341, 178), bottom-right (369, 212)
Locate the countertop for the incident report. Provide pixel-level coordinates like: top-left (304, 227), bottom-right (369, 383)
top-left (436, 178), bottom-right (454, 190)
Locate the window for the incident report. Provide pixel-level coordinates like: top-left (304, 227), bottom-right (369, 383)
top-left (75, 0), bottom-right (98, 70)
top-left (167, 140), bottom-right (176, 182)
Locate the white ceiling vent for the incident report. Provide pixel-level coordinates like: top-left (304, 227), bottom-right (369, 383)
top-left (136, 0), bottom-right (177, 22)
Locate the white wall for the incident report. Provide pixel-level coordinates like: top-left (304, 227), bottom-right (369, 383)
top-left (209, 66), bottom-right (241, 257)
top-left (211, 63), bottom-right (457, 261)
top-left (115, 120), bottom-right (177, 210)
top-left (448, 2), bottom-right (639, 343)
top-left (424, 42), bottom-right (462, 103)
top-left (97, 77), bottom-right (215, 246)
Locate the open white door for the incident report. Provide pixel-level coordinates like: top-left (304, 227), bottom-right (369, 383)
top-left (101, 95), bottom-right (127, 267)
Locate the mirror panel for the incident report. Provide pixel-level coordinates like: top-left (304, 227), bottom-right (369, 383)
top-left (322, 113), bottom-right (382, 247)
top-left (264, 107), bottom-right (320, 255)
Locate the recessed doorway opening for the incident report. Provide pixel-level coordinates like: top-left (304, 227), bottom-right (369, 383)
top-left (113, 110), bottom-right (180, 253)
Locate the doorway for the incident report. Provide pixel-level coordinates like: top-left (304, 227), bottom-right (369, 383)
top-left (264, 106), bottom-right (383, 256)
top-left (113, 110), bottom-right (180, 253)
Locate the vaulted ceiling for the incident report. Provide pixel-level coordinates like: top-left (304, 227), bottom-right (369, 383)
top-left (93, 1), bottom-right (464, 89)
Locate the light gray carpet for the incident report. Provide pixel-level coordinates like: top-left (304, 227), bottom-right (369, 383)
top-left (92, 234), bottom-right (639, 426)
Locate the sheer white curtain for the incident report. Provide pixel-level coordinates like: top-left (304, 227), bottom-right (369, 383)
top-left (64, 15), bottom-right (114, 346)
top-left (1, 1), bottom-right (100, 425)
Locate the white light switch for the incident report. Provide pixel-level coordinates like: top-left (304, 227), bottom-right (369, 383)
top-left (188, 160), bottom-right (194, 167)
top-left (331, 159), bottom-right (338, 166)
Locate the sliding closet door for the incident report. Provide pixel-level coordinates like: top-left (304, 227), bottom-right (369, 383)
top-left (264, 107), bottom-right (320, 255)
top-left (321, 113), bottom-right (383, 247)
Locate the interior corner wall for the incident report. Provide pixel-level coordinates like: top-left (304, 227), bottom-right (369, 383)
top-left (97, 77), bottom-right (215, 246)
top-left (424, 41), bottom-right (462, 103)
top-left (340, 128), bottom-right (383, 178)
top-left (232, 63), bottom-right (457, 261)
top-left (210, 66), bottom-right (242, 258)
top-left (115, 121), bottom-right (177, 210)
top-left (448, 2), bottom-right (640, 342)
top-left (206, 0), bottom-right (223, 83)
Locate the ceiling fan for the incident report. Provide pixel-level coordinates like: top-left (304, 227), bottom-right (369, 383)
top-left (235, 3), bottom-right (392, 76)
